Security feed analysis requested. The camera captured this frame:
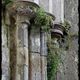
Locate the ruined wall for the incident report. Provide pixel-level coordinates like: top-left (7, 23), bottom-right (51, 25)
top-left (2, 0), bottom-right (78, 80)
top-left (64, 0), bottom-right (78, 80)
top-left (56, 0), bottom-right (78, 80)
top-left (2, 23), bottom-right (10, 80)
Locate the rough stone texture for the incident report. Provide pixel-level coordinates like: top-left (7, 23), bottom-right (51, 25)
top-left (16, 24), bottom-right (29, 80)
top-left (2, 47), bottom-right (9, 80)
top-left (40, 32), bottom-right (47, 56)
top-left (2, 25), bottom-right (10, 80)
top-left (64, 0), bottom-right (78, 79)
top-left (15, 22), bottom-right (24, 80)
top-left (2, 0), bottom-right (78, 80)
top-left (16, 46), bottom-right (24, 80)
top-left (30, 53), bottom-right (41, 80)
top-left (52, 0), bottom-right (63, 23)
top-left (41, 56), bottom-right (47, 80)
top-left (64, 0), bottom-right (78, 35)
top-left (30, 27), bottom-right (40, 53)
top-left (57, 38), bottom-right (78, 80)
top-left (29, 27), bottom-right (41, 80)
top-left (56, 0), bottom-right (78, 80)
top-left (39, 0), bottom-right (49, 12)
top-left (18, 26), bottom-right (24, 47)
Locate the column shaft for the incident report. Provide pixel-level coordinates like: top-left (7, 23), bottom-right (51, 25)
top-left (22, 23), bottom-right (29, 80)
top-left (40, 31), bottom-right (47, 80)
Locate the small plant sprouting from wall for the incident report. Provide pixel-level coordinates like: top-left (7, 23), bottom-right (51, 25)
top-left (60, 20), bottom-right (71, 35)
top-left (60, 20), bottom-right (71, 50)
top-left (31, 7), bottom-right (55, 32)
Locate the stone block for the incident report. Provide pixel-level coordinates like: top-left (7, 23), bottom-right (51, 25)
top-left (30, 53), bottom-right (41, 80)
top-left (30, 28), bottom-right (40, 53)
top-left (39, 0), bottom-right (49, 12)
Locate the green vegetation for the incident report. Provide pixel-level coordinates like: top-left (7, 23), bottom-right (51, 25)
top-left (60, 20), bottom-right (71, 50)
top-left (47, 34), bottom-right (60, 80)
top-left (60, 20), bottom-right (71, 35)
top-left (47, 20), bottom-right (71, 80)
top-left (2, 1), bottom-right (71, 79)
top-left (32, 8), bottom-right (55, 32)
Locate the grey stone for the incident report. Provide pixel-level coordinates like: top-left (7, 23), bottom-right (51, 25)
top-left (2, 25), bottom-right (9, 80)
top-left (52, 0), bottom-right (63, 23)
top-left (30, 53), bottom-right (41, 80)
top-left (39, 0), bottom-right (49, 12)
top-left (30, 28), bottom-right (40, 53)
top-left (18, 26), bottom-right (24, 47)
top-left (56, 0), bottom-right (78, 80)
top-left (64, 0), bottom-right (78, 35)
top-left (40, 32), bottom-right (47, 56)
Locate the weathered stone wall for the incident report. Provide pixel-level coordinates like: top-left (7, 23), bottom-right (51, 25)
top-left (64, 0), bottom-right (78, 35)
top-left (2, 0), bottom-right (78, 80)
top-left (2, 24), bottom-right (10, 80)
top-left (64, 0), bottom-right (78, 80)
top-left (29, 27), bottom-right (41, 80)
top-left (56, 0), bottom-right (78, 80)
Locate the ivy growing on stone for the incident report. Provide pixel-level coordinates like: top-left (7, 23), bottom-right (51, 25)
top-left (47, 34), bottom-right (60, 80)
top-left (60, 20), bottom-right (71, 50)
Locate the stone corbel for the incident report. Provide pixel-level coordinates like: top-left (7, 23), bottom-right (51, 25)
top-left (51, 24), bottom-right (63, 39)
top-left (6, 0), bottom-right (40, 23)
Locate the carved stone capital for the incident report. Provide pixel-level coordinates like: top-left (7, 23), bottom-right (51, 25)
top-left (6, 0), bottom-right (40, 20)
top-left (51, 24), bottom-right (63, 39)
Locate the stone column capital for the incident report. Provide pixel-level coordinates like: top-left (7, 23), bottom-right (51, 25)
top-left (6, 0), bottom-right (40, 19)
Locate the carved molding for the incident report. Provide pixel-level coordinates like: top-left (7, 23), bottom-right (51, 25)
top-left (6, 0), bottom-right (40, 19)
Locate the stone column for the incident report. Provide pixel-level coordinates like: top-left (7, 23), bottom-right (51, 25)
top-left (2, 22), bottom-right (10, 80)
top-left (9, 16), bottom-right (17, 80)
top-left (49, 0), bottom-right (53, 13)
top-left (22, 21), bottom-right (30, 80)
top-left (51, 0), bottom-right (64, 80)
top-left (51, 0), bottom-right (64, 23)
top-left (29, 27), bottom-right (41, 80)
top-left (40, 30), bottom-right (47, 80)
top-left (15, 15), bottom-right (30, 80)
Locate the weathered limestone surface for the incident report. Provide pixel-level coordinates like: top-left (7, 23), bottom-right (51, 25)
top-left (40, 32), bottom-right (47, 56)
top-left (64, 0), bottom-right (78, 80)
top-left (2, 0), bottom-right (78, 80)
top-left (39, 0), bottom-right (49, 12)
top-left (30, 27), bottom-right (40, 53)
top-left (52, 0), bottom-right (64, 23)
top-left (40, 31), bottom-right (47, 80)
top-left (16, 26), bottom-right (24, 80)
top-left (56, 0), bottom-right (78, 80)
top-left (64, 0), bottom-right (78, 35)
top-left (30, 53), bottom-right (41, 80)
top-left (2, 25), bottom-right (10, 80)
top-left (29, 27), bottom-right (41, 80)
top-left (16, 21), bottom-right (29, 80)
top-left (40, 56), bottom-right (47, 80)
